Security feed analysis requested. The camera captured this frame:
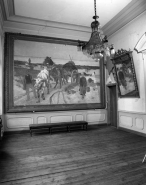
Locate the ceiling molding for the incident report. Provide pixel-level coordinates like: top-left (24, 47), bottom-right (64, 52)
top-left (1, 0), bottom-right (146, 38)
top-left (3, 0), bottom-right (11, 19)
top-left (7, 0), bottom-right (15, 17)
top-left (0, 0), bottom-right (7, 21)
top-left (102, 0), bottom-right (146, 37)
top-left (4, 20), bottom-right (91, 41)
top-left (2, 0), bottom-right (91, 34)
top-left (8, 15), bottom-right (91, 33)
top-left (0, 1), bottom-right (5, 34)
top-left (3, 0), bottom-right (14, 17)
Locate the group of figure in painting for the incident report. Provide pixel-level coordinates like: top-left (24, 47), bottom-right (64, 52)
top-left (23, 58), bottom-right (89, 103)
top-left (116, 63), bottom-right (134, 94)
top-left (23, 63), bottom-right (50, 103)
top-left (23, 72), bottom-right (36, 101)
top-left (79, 73), bottom-right (87, 99)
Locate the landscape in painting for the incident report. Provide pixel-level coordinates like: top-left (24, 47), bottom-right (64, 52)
top-left (14, 40), bottom-right (101, 106)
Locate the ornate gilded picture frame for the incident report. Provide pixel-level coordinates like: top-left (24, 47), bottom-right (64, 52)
top-left (4, 32), bottom-right (105, 113)
top-left (111, 49), bottom-right (139, 98)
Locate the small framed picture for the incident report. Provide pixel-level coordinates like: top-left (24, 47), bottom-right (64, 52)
top-left (111, 49), bottom-right (139, 98)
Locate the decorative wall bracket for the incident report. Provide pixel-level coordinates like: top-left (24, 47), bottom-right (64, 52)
top-left (134, 32), bottom-right (146, 53)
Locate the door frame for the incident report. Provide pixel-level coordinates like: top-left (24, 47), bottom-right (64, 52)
top-left (106, 83), bottom-right (118, 127)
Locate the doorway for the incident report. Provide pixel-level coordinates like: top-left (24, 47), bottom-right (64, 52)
top-left (107, 84), bottom-right (117, 127)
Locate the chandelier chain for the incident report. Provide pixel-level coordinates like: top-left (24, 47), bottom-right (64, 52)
top-left (94, 0), bottom-right (97, 18)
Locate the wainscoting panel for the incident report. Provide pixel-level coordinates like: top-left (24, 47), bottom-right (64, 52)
top-left (75, 114), bottom-right (84, 121)
top-left (50, 115), bottom-right (72, 123)
top-left (118, 111), bottom-right (146, 135)
top-left (37, 116), bottom-right (47, 124)
top-left (6, 117), bottom-right (33, 129)
top-left (135, 118), bottom-right (144, 130)
top-left (87, 112), bottom-right (106, 124)
top-left (119, 115), bottom-right (133, 127)
top-left (4, 109), bottom-right (107, 131)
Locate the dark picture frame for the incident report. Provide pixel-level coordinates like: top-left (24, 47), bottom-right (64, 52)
top-left (111, 49), bottom-right (139, 98)
top-left (4, 32), bottom-right (105, 113)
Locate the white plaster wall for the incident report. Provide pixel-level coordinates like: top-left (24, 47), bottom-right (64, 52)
top-left (108, 11), bottom-right (146, 135)
top-left (108, 12), bottom-right (146, 113)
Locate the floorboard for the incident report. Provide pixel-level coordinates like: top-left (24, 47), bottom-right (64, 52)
top-left (1, 126), bottom-right (146, 185)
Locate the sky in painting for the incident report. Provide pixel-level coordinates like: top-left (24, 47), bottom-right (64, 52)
top-left (14, 40), bottom-right (99, 66)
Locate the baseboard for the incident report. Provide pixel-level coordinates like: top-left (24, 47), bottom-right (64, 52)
top-left (118, 126), bottom-right (146, 137)
top-left (91, 123), bottom-right (109, 126)
top-left (3, 123), bottom-right (109, 135)
top-left (4, 130), bottom-right (30, 136)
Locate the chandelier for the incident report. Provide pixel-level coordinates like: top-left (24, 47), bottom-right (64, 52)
top-left (77, 0), bottom-right (115, 61)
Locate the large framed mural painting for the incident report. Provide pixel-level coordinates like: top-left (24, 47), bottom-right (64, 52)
top-left (4, 32), bottom-right (105, 113)
top-left (111, 49), bottom-right (139, 98)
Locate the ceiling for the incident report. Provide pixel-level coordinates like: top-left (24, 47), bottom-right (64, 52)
top-left (0, 0), bottom-right (146, 39)
top-left (13, 0), bottom-right (132, 27)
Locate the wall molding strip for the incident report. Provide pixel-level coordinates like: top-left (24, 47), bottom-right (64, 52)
top-left (118, 110), bottom-right (146, 115)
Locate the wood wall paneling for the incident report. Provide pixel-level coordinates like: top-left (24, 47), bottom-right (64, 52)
top-left (6, 117), bottom-right (33, 129)
top-left (119, 111), bottom-right (146, 135)
top-left (4, 110), bottom-right (107, 131)
top-left (87, 113), bottom-right (106, 124)
top-left (37, 116), bottom-right (47, 124)
top-left (50, 115), bottom-right (72, 123)
top-left (119, 115), bottom-right (133, 127)
top-left (135, 118), bottom-right (144, 130)
top-left (75, 114), bottom-right (84, 121)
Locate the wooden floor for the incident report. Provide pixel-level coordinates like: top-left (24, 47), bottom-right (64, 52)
top-left (1, 125), bottom-right (146, 185)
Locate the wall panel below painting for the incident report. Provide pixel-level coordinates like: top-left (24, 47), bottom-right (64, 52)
top-left (4, 109), bottom-right (107, 131)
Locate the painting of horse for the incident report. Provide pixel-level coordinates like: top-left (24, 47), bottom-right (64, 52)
top-left (5, 34), bottom-right (104, 112)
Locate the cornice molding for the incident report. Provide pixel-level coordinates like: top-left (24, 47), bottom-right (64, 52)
top-left (0, 0), bottom-right (6, 21)
top-left (4, 20), bottom-right (91, 41)
top-left (2, 0), bottom-right (91, 34)
top-left (102, 0), bottom-right (146, 37)
top-left (8, 15), bottom-right (91, 33)
top-left (7, 0), bottom-right (15, 17)
top-left (0, 1), bottom-right (5, 34)
top-left (3, 0), bottom-right (10, 19)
